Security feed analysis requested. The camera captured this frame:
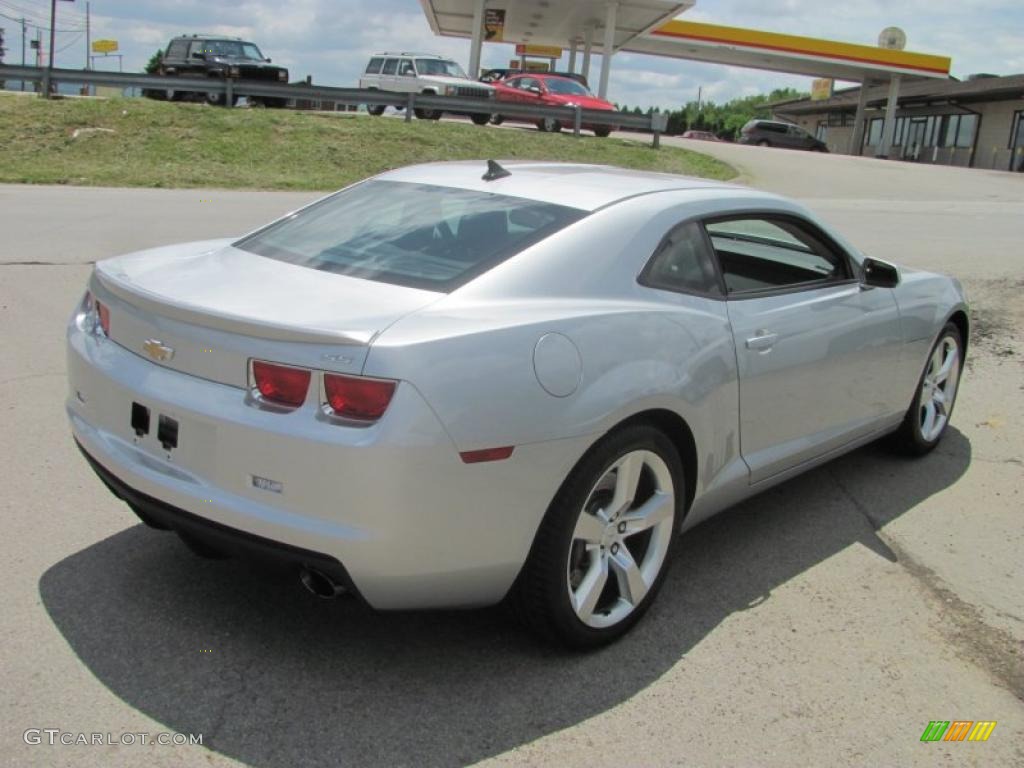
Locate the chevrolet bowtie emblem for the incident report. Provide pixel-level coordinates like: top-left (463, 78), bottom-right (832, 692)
top-left (143, 339), bottom-right (175, 362)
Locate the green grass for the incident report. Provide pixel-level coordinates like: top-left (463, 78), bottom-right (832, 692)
top-left (0, 92), bottom-right (735, 190)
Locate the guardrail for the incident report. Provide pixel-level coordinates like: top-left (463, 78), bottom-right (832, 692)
top-left (0, 64), bottom-right (669, 147)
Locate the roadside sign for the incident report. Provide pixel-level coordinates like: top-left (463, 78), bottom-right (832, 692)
top-left (92, 39), bottom-right (118, 54)
top-left (484, 9), bottom-right (505, 42)
top-left (811, 78), bottom-right (834, 101)
top-left (515, 44), bottom-right (563, 58)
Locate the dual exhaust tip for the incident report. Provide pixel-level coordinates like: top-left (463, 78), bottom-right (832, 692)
top-left (299, 566), bottom-right (347, 599)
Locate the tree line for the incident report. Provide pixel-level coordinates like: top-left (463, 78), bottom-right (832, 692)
top-left (617, 87), bottom-right (808, 140)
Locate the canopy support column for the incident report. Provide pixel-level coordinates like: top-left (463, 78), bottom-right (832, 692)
top-left (597, 1), bottom-right (618, 100)
top-left (849, 79), bottom-right (870, 156)
top-left (582, 25), bottom-right (593, 82)
top-left (467, 0), bottom-right (485, 79)
top-left (876, 75), bottom-right (901, 159)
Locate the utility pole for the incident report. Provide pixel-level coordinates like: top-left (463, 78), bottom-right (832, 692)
top-left (85, 1), bottom-right (90, 69)
top-left (21, 18), bottom-right (27, 91)
top-left (41, 0), bottom-right (58, 97)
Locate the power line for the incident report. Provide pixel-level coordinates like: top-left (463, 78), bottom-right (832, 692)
top-left (0, 9), bottom-right (86, 33)
top-left (0, 2), bottom-right (86, 32)
top-left (0, 0), bottom-right (86, 24)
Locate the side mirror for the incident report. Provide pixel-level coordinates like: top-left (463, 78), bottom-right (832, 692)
top-left (265, 57), bottom-right (272, 63)
top-left (861, 257), bottom-right (900, 288)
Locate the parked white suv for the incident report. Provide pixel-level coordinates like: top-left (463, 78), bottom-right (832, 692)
top-left (359, 53), bottom-right (494, 124)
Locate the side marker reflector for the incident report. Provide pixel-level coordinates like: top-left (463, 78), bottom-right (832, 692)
top-left (459, 446), bottom-right (515, 464)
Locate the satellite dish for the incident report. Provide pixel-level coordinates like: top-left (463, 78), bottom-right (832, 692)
top-left (878, 27), bottom-right (907, 50)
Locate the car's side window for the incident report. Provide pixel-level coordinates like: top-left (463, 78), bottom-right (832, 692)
top-left (166, 40), bottom-right (188, 60)
top-left (398, 59), bottom-right (416, 77)
top-left (702, 215), bottom-right (853, 296)
top-left (381, 58), bottom-right (398, 75)
top-left (365, 57), bottom-right (384, 74)
top-left (639, 221), bottom-right (722, 297)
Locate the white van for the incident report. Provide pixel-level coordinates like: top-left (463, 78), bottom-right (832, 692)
top-left (359, 53), bottom-right (494, 123)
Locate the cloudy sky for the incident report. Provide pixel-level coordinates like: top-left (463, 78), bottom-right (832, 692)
top-left (3, 0), bottom-right (1022, 108)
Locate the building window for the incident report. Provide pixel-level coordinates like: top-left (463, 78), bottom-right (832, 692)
top-left (955, 114), bottom-right (977, 148)
top-left (893, 117), bottom-right (906, 146)
top-left (1008, 110), bottom-right (1024, 149)
top-left (866, 117), bottom-right (883, 146)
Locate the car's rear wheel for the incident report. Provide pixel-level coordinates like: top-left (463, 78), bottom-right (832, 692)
top-left (757, 139), bottom-right (770, 147)
top-left (513, 425), bottom-right (683, 648)
top-left (890, 322), bottom-right (963, 455)
top-left (593, 126), bottom-right (612, 138)
top-left (470, 113), bottom-right (491, 126)
top-left (366, 104), bottom-right (386, 116)
top-left (414, 108), bottom-right (443, 120)
top-left (537, 117), bottom-right (562, 133)
top-left (491, 114), bottom-right (505, 125)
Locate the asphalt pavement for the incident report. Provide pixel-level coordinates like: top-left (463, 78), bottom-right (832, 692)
top-left (1, 140), bottom-right (1021, 768)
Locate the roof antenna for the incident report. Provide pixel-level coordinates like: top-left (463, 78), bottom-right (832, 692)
top-left (482, 159), bottom-right (511, 181)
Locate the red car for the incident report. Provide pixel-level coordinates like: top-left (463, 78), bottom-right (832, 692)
top-left (491, 74), bottom-right (616, 137)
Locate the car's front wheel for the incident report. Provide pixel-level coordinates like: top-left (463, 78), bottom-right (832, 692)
top-left (891, 322), bottom-right (964, 454)
top-left (470, 112), bottom-right (491, 126)
top-left (513, 424), bottom-right (683, 648)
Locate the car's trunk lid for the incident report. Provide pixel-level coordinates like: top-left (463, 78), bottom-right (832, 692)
top-left (92, 239), bottom-right (441, 387)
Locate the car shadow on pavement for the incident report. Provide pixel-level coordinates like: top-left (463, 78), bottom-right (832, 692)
top-left (39, 429), bottom-right (970, 768)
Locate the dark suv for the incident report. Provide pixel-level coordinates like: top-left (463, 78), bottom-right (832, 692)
top-left (738, 119), bottom-right (828, 151)
top-left (148, 35), bottom-right (289, 107)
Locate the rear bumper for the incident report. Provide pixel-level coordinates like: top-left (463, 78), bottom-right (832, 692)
top-left (77, 440), bottom-right (360, 596)
top-left (67, 319), bottom-right (592, 610)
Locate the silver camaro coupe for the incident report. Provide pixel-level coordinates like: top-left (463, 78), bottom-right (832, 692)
top-left (67, 161), bottom-right (968, 647)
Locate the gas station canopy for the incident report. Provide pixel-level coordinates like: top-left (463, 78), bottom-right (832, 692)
top-left (418, 0), bottom-right (950, 85)
top-left (630, 20), bottom-right (951, 82)
top-left (419, 1), bottom-right (696, 53)
top-left (419, 0), bottom-right (952, 159)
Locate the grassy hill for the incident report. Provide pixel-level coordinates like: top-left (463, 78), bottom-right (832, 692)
top-left (0, 92), bottom-right (735, 190)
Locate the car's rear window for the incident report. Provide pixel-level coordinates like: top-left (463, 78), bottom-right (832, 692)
top-left (235, 180), bottom-right (586, 292)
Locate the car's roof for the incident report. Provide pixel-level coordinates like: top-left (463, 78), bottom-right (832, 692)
top-left (376, 161), bottom-right (755, 212)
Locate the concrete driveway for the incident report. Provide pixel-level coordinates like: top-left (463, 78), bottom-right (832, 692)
top-left (0, 144), bottom-right (1021, 767)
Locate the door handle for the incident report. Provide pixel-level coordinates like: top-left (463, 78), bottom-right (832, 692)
top-left (746, 331), bottom-right (778, 351)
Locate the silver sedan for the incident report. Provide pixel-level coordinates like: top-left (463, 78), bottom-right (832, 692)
top-left (66, 161), bottom-right (968, 647)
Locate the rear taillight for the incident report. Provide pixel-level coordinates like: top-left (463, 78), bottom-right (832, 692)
top-left (252, 360), bottom-right (311, 407)
top-left (323, 373), bottom-right (396, 422)
top-left (96, 300), bottom-right (110, 336)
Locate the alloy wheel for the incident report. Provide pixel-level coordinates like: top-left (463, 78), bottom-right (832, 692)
top-left (919, 335), bottom-right (960, 441)
top-left (566, 450), bottom-right (675, 628)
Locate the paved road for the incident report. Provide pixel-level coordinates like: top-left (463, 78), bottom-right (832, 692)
top-left (1, 144), bottom-right (1022, 768)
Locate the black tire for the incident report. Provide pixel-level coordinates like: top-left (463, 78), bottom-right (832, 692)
top-left (367, 104), bottom-right (386, 116)
top-left (177, 531), bottom-right (230, 560)
top-left (511, 424), bottom-right (684, 649)
top-left (414, 108), bottom-right (442, 120)
top-left (141, 89), bottom-right (166, 101)
top-left (491, 114), bottom-right (505, 125)
top-left (757, 139), bottom-right (770, 147)
top-left (593, 126), bottom-right (612, 138)
top-left (536, 118), bottom-right (562, 133)
top-left (889, 322), bottom-right (964, 455)
top-left (470, 112), bottom-right (491, 126)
